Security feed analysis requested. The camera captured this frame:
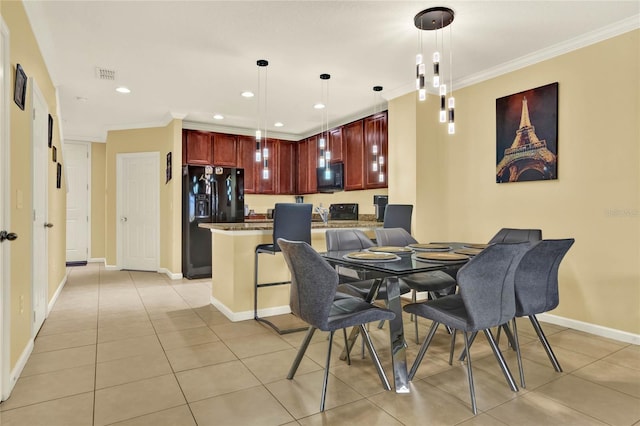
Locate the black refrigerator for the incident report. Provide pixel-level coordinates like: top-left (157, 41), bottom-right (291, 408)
top-left (182, 165), bottom-right (244, 279)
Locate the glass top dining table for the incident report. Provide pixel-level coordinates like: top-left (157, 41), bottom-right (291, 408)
top-left (321, 243), bottom-right (471, 393)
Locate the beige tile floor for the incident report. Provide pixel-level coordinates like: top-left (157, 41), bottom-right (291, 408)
top-left (0, 263), bottom-right (638, 425)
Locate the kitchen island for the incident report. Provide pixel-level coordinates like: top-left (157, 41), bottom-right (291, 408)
top-left (199, 220), bottom-right (382, 321)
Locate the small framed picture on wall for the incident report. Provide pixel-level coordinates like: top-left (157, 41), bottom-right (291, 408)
top-left (56, 163), bottom-right (62, 189)
top-left (52, 146), bottom-right (57, 162)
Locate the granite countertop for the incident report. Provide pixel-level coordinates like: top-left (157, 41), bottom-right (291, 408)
top-left (199, 220), bottom-right (383, 232)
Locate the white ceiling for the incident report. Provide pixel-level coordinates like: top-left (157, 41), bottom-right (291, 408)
top-left (23, 1), bottom-right (640, 142)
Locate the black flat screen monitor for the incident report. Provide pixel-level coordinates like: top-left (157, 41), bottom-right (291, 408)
top-left (316, 162), bottom-right (344, 193)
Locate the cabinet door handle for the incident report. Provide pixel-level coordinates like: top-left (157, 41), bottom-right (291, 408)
top-left (44, 223), bottom-right (54, 228)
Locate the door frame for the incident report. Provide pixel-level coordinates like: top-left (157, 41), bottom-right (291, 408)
top-left (64, 141), bottom-right (91, 262)
top-left (0, 16), bottom-right (11, 401)
top-left (116, 152), bottom-right (160, 271)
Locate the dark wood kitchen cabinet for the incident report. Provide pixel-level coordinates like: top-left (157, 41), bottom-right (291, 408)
top-left (328, 127), bottom-right (344, 163)
top-left (236, 135), bottom-right (257, 194)
top-left (364, 112), bottom-right (388, 189)
top-left (276, 140), bottom-right (296, 194)
top-left (212, 133), bottom-right (237, 167)
top-left (296, 136), bottom-right (318, 194)
top-left (343, 120), bottom-right (365, 191)
top-left (184, 130), bottom-right (212, 165)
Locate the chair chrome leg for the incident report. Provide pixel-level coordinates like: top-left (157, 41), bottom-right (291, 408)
top-left (462, 331), bottom-right (478, 415)
top-left (529, 315), bottom-right (563, 372)
top-left (458, 331), bottom-right (478, 361)
top-left (360, 325), bottom-right (391, 391)
top-left (343, 328), bottom-right (351, 365)
top-left (287, 327), bottom-right (315, 380)
top-left (501, 322), bottom-right (517, 351)
top-left (449, 329), bottom-right (457, 365)
top-left (483, 329), bottom-right (518, 392)
top-left (253, 251), bottom-right (259, 320)
top-left (512, 318), bottom-right (525, 388)
top-left (320, 331), bottom-right (334, 412)
top-left (408, 321), bottom-right (439, 380)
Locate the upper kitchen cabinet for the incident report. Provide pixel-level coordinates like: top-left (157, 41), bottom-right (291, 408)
top-left (276, 140), bottom-right (296, 194)
top-left (236, 135), bottom-right (257, 194)
top-left (363, 111), bottom-right (388, 189)
top-left (184, 130), bottom-right (212, 165)
top-left (212, 133), bottom-right (237, 167)
top-left (296, 136), bottom-right (318, 194)
top-left (343, 120), bottom-right (365, 191)
top-left (328, 127), bottom-right (344, 163)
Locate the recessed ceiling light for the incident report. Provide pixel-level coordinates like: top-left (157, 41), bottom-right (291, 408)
top-left (115, 86), bottom-right (131, 94)
top-left (241, 91), bottom-right (254, 98)
top-left (313, 103), bottom-right (325, 109)
top-left (274, 122), bottom-right (284, 127)
top-left (213, 114), bottom-right (224, 120)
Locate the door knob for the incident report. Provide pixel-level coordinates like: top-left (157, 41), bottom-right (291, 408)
top-left (0, 231), bottom-right (18, 242)
top-left (121, 217), bottom-right (128, 222)
top-left (44, 223), bottom-right (54, 228)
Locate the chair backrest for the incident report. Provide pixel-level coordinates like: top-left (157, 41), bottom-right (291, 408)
top-left (325, 229), bottom-right (375, 251)
top-left (514, 239), bottom-right (575, 316)
top-left (488, 228), bottom-right (542, 244)
top-left (383, 204), bottom-right (413, 234)
top-left (375, 227), bottom-right (418, 246)
top-left (457, 241), bottom-right (532, 331)
top-left (278, 238), bottom-right (337, 330)
top-left (272, 203), bottom-right (312, 251)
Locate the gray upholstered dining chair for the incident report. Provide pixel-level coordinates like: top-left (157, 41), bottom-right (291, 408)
top-left (404, 241), bottom-right (532, 415)
top-left (509, 238), bottom-right (575, 388)
top-left (489, 228), bottom-right (542, 244)
top-left (383, 204), bottom-right (413, 234)
top-left (375, 227), bottom-right (457, 343)
top-left (278, 238), bottom-right (395, 412)
top-left (254, 203), bottom-right (312, 334)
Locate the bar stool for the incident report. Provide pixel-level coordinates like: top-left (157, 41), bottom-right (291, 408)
top-left (383, 204), bottom-right (413, 234)
top-left (254, 203), bottom-right (312, 334)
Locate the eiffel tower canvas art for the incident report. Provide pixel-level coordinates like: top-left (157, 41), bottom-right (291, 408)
top-left (496, 83), bottom-right (558, 183)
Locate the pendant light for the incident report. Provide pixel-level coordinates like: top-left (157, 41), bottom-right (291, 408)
top-left (414, 7), bottom-right (456, 134)
top-left (256, 59), bottom-right (270, 179)
top-left (317, 73), bottom-right (331, 179)
top-left (371, 86), bottom-right (385, 183)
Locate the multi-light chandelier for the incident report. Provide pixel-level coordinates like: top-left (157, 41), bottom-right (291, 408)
top-left (371, 85), bottom-right (385, 182)
top-left (317, 73), bottom-right (331, 179)
top-left (255, 59), bottom-right (270, 179)
top-left (415, 7), bottom-right (455, 134)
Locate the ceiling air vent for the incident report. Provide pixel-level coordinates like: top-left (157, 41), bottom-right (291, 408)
top-left (96, 67), bottom-right (116, 81)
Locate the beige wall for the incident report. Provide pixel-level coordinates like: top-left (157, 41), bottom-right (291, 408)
top-left (104, 120), bottom-right (182, 274)
top-left (2, 1), bottom-right (67, 367)
top-left (389, 30), bottom-right (640, 334)
top-left (90, 143), bottom-right (106, 259)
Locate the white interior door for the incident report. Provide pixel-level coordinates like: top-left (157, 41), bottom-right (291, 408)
top-left (31, 79), bottom-right (48, 335)
top-left (65, 142), bottom-right (89, 263)
top-left (117, 153), bottom-right (159, 271)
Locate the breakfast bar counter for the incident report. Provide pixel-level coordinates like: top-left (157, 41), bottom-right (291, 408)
top-left (199, 220), bottom-right (382, 321)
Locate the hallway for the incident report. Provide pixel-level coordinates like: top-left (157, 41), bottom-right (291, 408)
top-left (0, 263), bottom-right (638, 425)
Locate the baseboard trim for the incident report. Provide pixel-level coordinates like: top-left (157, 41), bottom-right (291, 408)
top-left (6, 338), bottom-right (34, 400)
top-left (538, 313), bottom-right (640, 345)
top-left (209, 296), bottom-right (290, 322)
top-left (48, 269), bottom-right (69, 315)
top-left (158, 268), bottom-right (183, 280)
top-left (104, 264), bottom-right (119, 271)
top-left (88, 257), bottom-right (105, 264)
